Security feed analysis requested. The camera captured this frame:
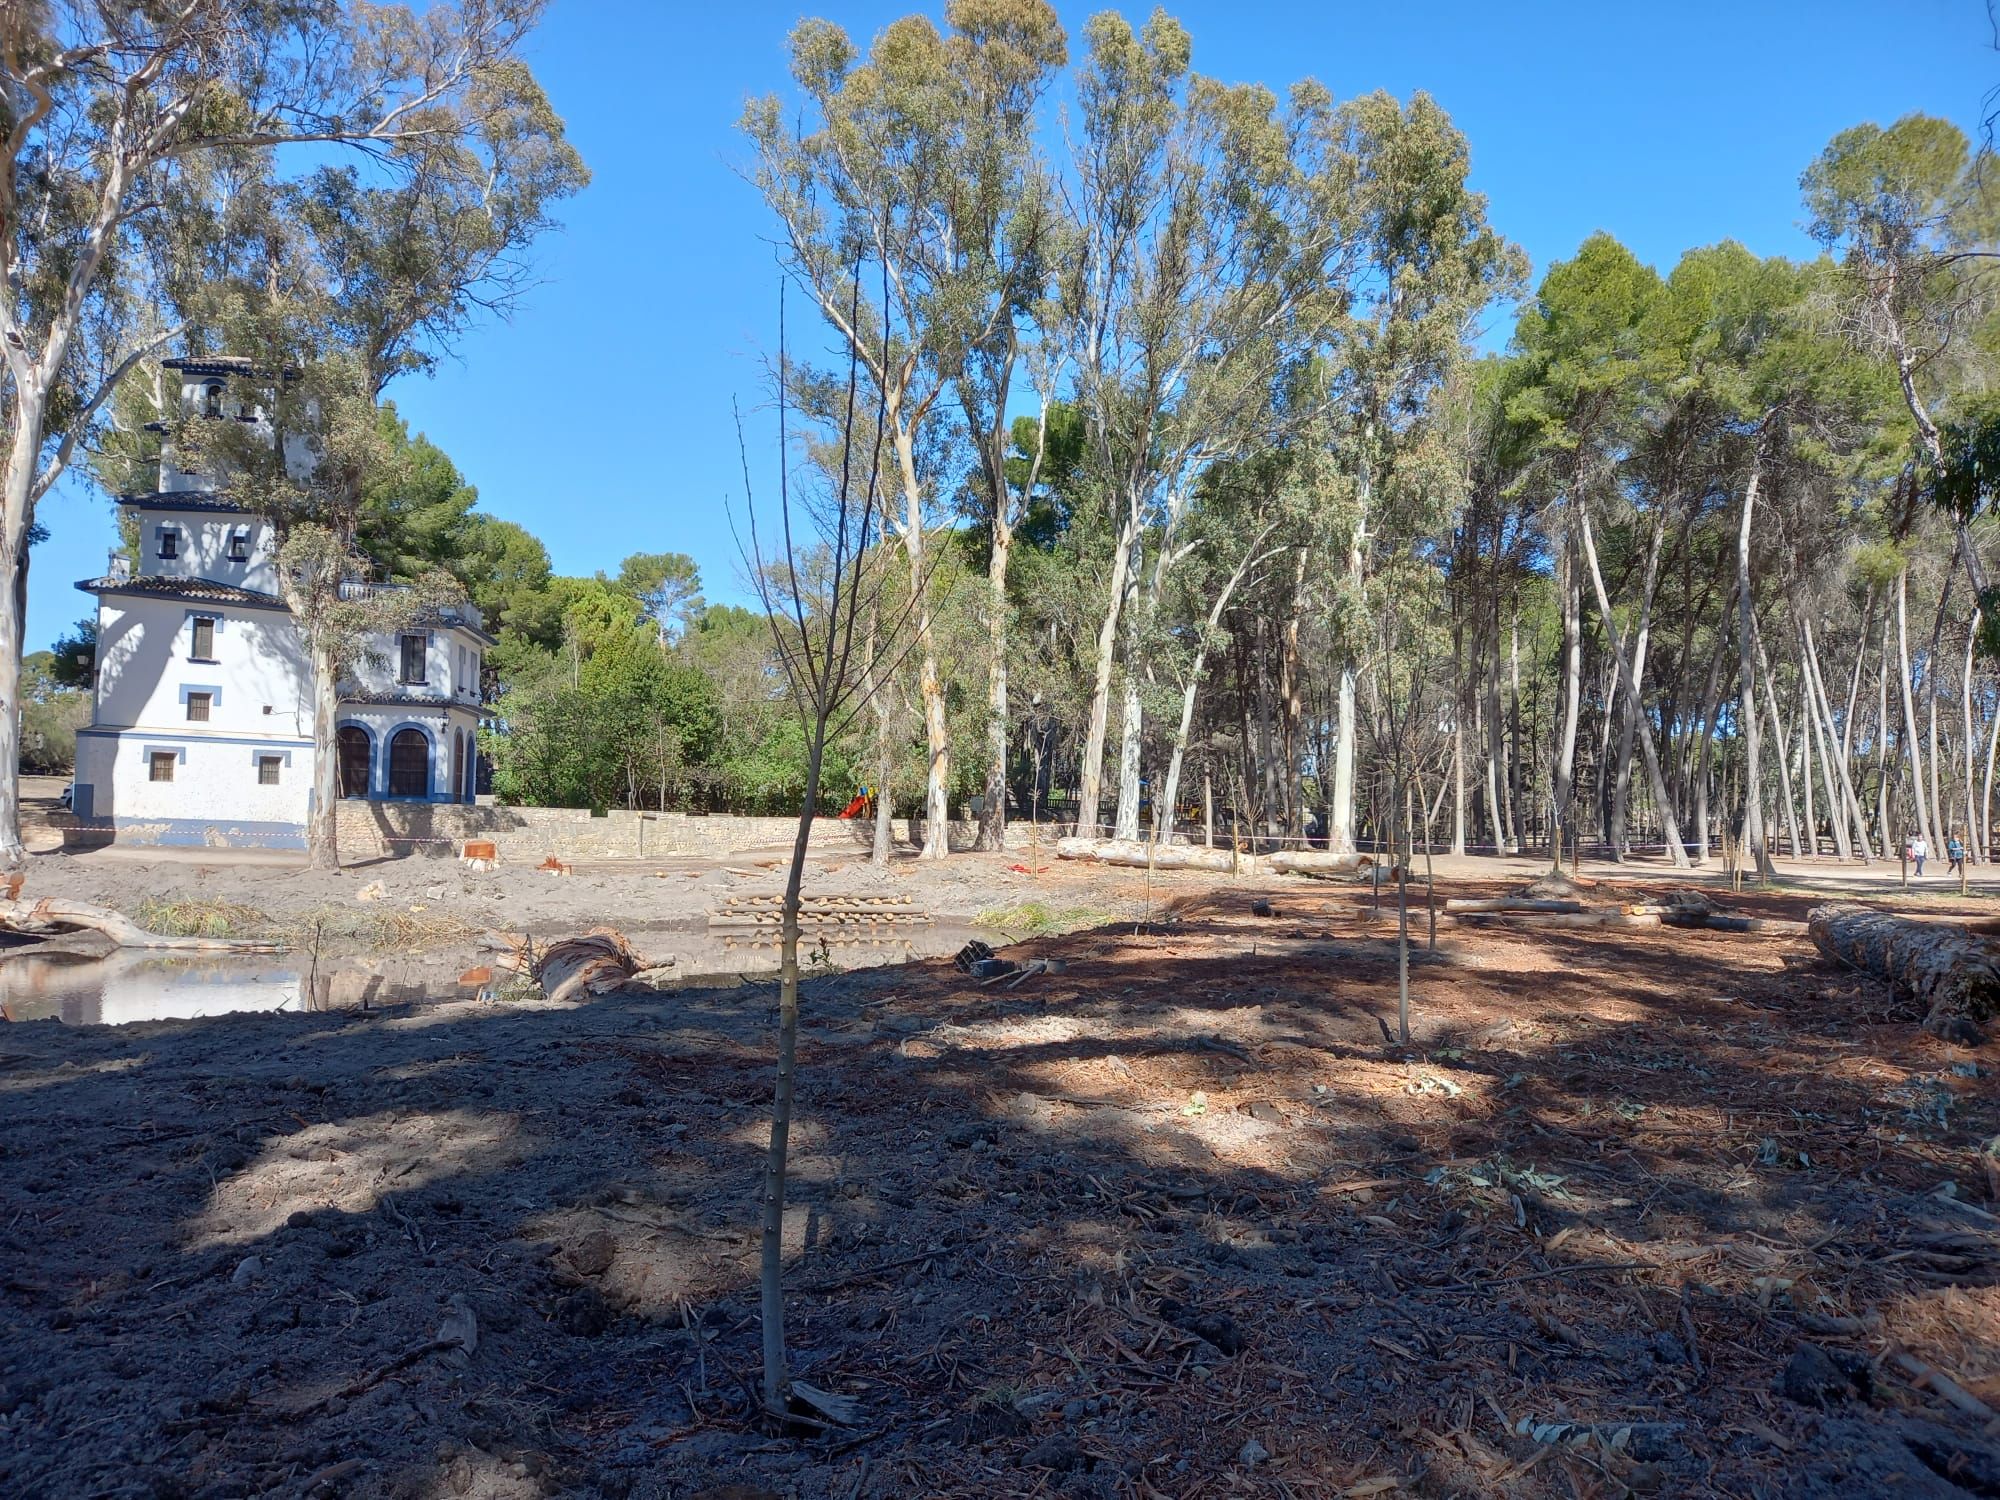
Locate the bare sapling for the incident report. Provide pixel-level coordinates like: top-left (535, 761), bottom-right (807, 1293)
top-left (737, 286), bottom-right (918, 1421)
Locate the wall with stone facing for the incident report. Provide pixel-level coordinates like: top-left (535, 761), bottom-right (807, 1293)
top-left (331, 802), bottom-right (1021, 862)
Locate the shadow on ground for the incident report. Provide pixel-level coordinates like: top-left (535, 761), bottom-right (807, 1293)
top-left (3, 877), bottom-right (2000, 1498)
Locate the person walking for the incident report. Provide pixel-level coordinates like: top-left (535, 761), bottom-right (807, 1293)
top-left (1948, 831), bottom-right (1966, 877)
top-left (1912, 834), bottom-right (1929, 877)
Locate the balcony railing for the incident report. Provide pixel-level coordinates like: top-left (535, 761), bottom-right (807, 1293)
top-left (336, 578), bottom-right (484, 631)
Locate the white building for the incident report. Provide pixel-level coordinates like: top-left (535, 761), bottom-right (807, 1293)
top-left (69, 356), bottom-right (493, 849)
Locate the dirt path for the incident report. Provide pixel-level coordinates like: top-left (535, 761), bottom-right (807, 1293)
top-left (4, 873), bottom-right (2000, 1497)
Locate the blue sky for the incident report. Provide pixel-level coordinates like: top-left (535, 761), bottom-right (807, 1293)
top-left (29, 0), bottom-right (1996, 652)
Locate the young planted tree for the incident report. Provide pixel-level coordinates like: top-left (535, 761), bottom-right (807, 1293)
top-left (0, 0), bottom-right (574, 867)
top-left (738, 295), bottom-right (904, 1419)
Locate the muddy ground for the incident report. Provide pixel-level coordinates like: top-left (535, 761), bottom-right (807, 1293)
top-left (5, 865), bottom-right (2000, 1498)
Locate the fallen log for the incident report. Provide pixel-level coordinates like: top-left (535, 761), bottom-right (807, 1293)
top-left (1443, 897), bottom-right (1584, 914)
top-left (1053, 837), bottom-right (1253, 873)
top-left (1808, 902), bottom-right (2000, 1042)
top-left (1663, 912), bottom-right (1809, 936)
top-left (1266, 850), bottom-right (1380, 880)
top-left (0, 897), bottom-right (282, 953)
top-left (1474, 911), bottom-right (1662, 930)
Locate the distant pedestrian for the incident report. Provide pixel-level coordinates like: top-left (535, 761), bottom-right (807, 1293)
top-left (1949, 832), bottom-right (1966, 876)
top-left (1912, 835), bottom-right (1929, 877)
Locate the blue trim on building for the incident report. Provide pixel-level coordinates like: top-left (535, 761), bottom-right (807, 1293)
top-left (381, 718), bottom-right (445, 800)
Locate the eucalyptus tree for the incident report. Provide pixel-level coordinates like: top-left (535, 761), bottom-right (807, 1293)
top-left (743, 1), bottom-right (1067, 859)
top-left (188, 78), bottom-right (581, 868)
top-left (939, 3), bottom-right (1068, 852)
top-left (0, 0), bottom-right (569, 867)
top-left (1058, 11), bottom-right (1357, 838)
top-left (1315, 90), bottom-right (1523, 858)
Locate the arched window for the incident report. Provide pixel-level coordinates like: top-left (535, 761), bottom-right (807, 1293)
top-left (203, 382), bottom-right (224, 418)
top-left (337, 726), bottom-right (372, 799)
top-left (388, 728), bottom-right (430, 798)
top-left (451, 730), bottom-right (465, 806)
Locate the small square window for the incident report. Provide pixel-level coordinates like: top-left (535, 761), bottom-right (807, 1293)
top-left (186, 691), bottom-right (211, 723)
top-left (190, 616), bottom-right (215, 660)
top-left (149, 752), bottom-right (175, 783)
top-left (257, 756), bottom-right (281, 786)
top-left (158, 529), bottom-right (180, 561)
top-left (228, 531), bottom-right (249, 562)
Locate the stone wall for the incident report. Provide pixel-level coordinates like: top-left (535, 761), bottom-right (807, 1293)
top-left (332, 802), bottom-right (1016, 862)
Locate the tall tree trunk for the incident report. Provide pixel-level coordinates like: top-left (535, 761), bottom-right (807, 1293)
top-left (1508, 607), bottom-right (1524, 851)
top-left (1112, 633), bottom-right (1145, 842)
top-left (1964, 612), bottom-right (1981, 864)
top-left (1754, 617), bottom-right (1799, 860)
top-left (1736, 454), bottom-right (1775, 880)
top-left (1895, 568), bottom-right (1934, 852)
top-left (978, 524), bottom-right (1011, 852)
top-left (889, 423), bottom-right (950, 860)
top-left (1923, 570), bottom-right (1957, 851)
top-left (1983, 667), bottom-right (2000, 862)
top-left (1077, 504), bottom-right (1140, 835)
top-left (1800, 621), bottom-right (1858, 860)
top-left (1878, 614), bottom-right (1895, 853)
top-left (0, 401), bottom-right (39, 869)
top-left (1450, 644), bottom-right (1468, 859)
top-left (308, 639), bottom-right (342, 870)
top-left (1575, 503), bottom-right (1689, 867)
top-left (1549, 537), bottom-right (1583, 870)
top-left (1690, 592), bottom-right (1734, 865)
top-left (1280, 550), bottom-right (1308, 841)
top-left (1799, 680), bottom-right (1817, 857)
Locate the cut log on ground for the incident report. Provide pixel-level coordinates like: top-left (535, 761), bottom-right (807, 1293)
top-left (1053, 837), bottom-right (1247, 873)
top-left (1266, 850), bottom-right (1380, 880)
top-left (1479, 911), bottom-right (1662, 930)
top-left (1663, 913), bottom-right (1808, 936)
top-left (1808, 902), bottom-right (2000, 1042)
top-left (1443, 897), bottom-right (1585, 915)
top-left (0, 897), bottom-right (283, 953)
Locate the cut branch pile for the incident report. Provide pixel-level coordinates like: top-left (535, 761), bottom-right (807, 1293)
top-left (1809, 902), bottom-right (2000, 1042)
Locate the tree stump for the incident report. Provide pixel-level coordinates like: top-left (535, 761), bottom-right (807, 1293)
top-left (1808, 903), bottom-right (2000, 1042)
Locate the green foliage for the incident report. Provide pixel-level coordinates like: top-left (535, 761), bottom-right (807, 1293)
top-left (18, 653), bottom-right (89, 774)
top-left (47, 617), bottom-right (95, 690)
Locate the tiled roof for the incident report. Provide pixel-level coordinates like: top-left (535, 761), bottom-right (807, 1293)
top-left (76, 575), bottom-right (286, 609)
top-left (117, 492), bottom-right (245, 512)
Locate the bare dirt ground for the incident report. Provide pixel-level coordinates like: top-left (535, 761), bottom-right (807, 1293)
top-left (5, 861), bottom-right (2000, 1498)
top-left (10, 817), bottom-right (1123, 964)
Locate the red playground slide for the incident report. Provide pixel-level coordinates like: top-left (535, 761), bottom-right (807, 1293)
top-left (838, 793), bottom-right (869, 819)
